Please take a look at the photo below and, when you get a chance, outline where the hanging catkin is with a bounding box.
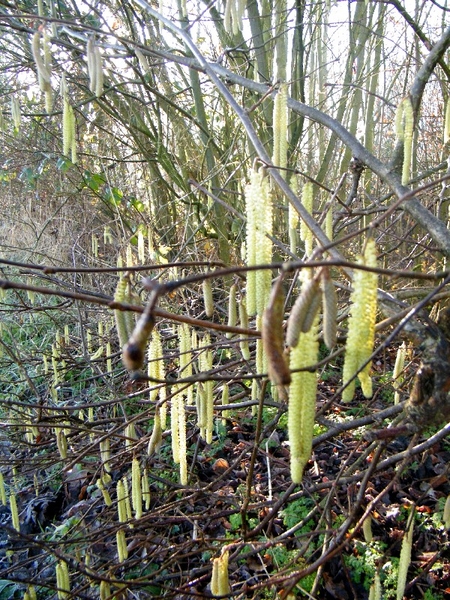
[211,550,230,597]
[55,561,70,598]
[245,166,273,316]
[272,83,288,171]
[320,267,337,349]
[148,328,163,402]
[286,275,321,348]
[300,182,314,255]
[114,277,133,349]
[288,272,319,483]
[402,98,414,185]
[61,75,77,163]
[342,239,378,402]
[31,30,51,90]
[87,38,104,97]
[396,512,414,600]
[262,275,291,386]
[444,98,450,145]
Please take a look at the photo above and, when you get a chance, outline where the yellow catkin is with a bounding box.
[131,457,143,519]
[135,48,149,73]
[9,493,20,531]
[56,430,67,459]
[114,277,132,348]
[226,284,237,339]
[43,31,53,111]
[300,182,314,255]
[148,409,163,455]
[203,278,214,317]
[56,560,70,599]
[255,172,273,316]
[395,99,405,141]
[245,167,273,316]
[141,467,151,510]
[198,335,214,443]
[321,268,338,349]
[121,476,132,522]
[211,550,230,597]
[289,177,299,254]
[148,328,163,402]
[393,342,406,404]
[87,38,97,93]
[24,586,37,600]
[286,277,321,348]
[62,99,75,158]
[100,438,111,473]
[221,383,229,424]
[218,550,230,595]
[205,379,214,445]
[196,383,207,439]
[138,230,145,263]
[31,31,51,89]
[396,512,414,600]
[443,494,450,528]
[363,515,373,543]
[272,83,288,172]
[0,472,6,505]
[93,43,103,97]
[71,135,77,164]
[116,480,127,523]
[251,379,259,416]
[342,239,378,402]
[238,298,251,360]
[178,323,193,404]
[96,478,112,506]
[245,216,257,315]
[325,205,333,241]
[288,272,319,483]
[224,0,242,34]
[177,392,188,485]
[444,98,450,145]
[288,331,319,483]
[116,529,128,563]
[255,316,266,376]
[125,422,136,450]
[11,96,21,131]
[106,341,112,373]
[99,581,111,600]
[171,389,181,463]
[211,557,220,596]
[401,98,414,185]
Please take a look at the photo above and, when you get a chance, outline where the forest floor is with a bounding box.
[1,356,450,600]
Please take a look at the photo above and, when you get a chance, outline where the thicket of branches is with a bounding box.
[1,0,450,598]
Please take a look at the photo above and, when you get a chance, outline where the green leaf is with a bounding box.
[56,157,73,173]
[0,580,18,600]
[18,166,37,188]
[83,170,106,192]
[106,186,123,205]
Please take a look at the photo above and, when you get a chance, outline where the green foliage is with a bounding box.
[344,540,385,589]
[281,497,315,532]
[423,589,443,600]
[0,580,21,599]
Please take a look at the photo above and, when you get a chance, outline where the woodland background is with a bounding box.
[1,0,450,598]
